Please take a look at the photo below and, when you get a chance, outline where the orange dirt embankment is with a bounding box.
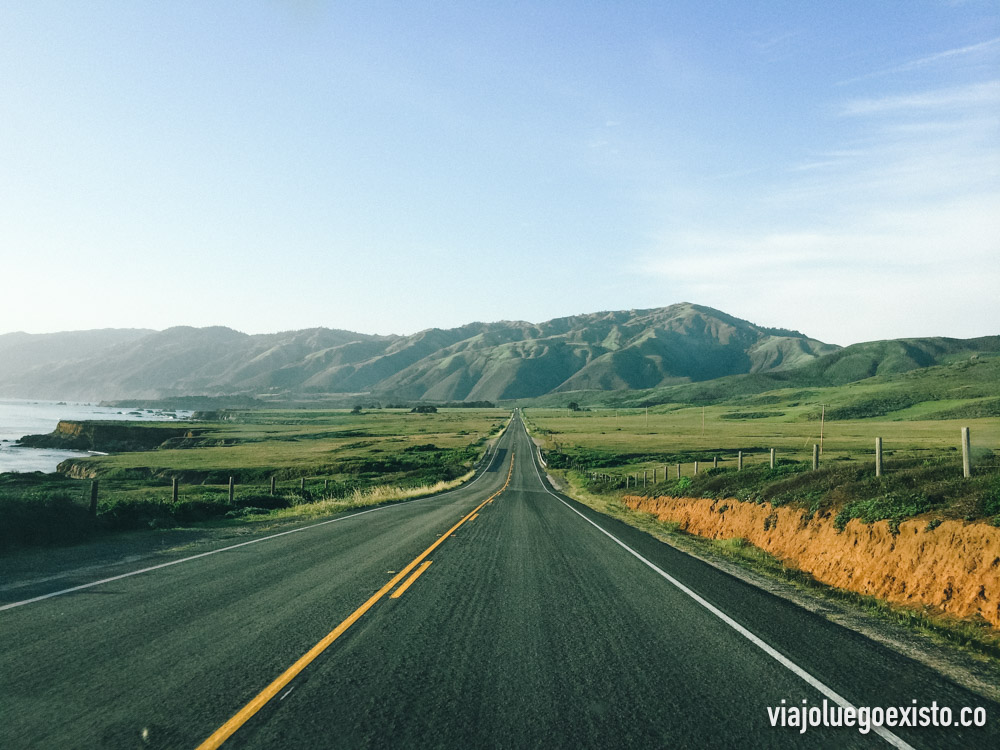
[624,495,1000,629]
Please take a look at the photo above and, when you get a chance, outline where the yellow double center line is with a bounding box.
[196,451,516,749]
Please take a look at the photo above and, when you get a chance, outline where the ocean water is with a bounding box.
[0,400,192,474]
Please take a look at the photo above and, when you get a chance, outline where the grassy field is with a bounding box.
[1,408,509,552]
[524,404,999,468]
[56,408,508,481]
[523,381,1000,527]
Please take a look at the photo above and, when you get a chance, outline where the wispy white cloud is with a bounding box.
[838,36,1000,85]
[635,193,1000,343]
[635,62,1000,343]
[841,81,1000,115]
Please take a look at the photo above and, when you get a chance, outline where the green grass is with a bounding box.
[536,442,999,529]
[523,370,1000,526]
[56,409,507,480]
[524,405,999,471]
[1,408,510,552]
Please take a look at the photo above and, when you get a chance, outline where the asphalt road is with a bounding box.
[2,413,997,749]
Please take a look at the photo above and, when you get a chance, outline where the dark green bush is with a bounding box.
[834,492,937,532]
[0,492,94,550]
[172,499,231,523]
[225,507,269,518]
[233,492,291,510]
[98,496,173,530]
[982,478,1000,517]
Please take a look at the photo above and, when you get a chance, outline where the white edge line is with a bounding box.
[525,429,914,750]
[1,424,510,613]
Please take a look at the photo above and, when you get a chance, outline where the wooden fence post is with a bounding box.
[89,480,99,516]
[676,463,681,479]
[229,476,235,504]
[713,456,718,469]
[738,451,743,471]
[812,444,819,471]
[770,448,776,470]
[172,477,178,503]
[270,476,276,495]
[643,470,647,488]
[962,427,972,478]
[875,437,883,477]
[694,461,699,476]
[300,477,306,491]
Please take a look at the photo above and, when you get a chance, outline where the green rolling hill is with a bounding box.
[0,303,995,405]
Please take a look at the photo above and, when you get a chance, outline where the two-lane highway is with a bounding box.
[2,414,997,748]
[1,428,514,748]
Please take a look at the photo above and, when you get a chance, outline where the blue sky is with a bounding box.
[2,1,997,345]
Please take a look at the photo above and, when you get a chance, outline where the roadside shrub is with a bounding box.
[0,492,94,550]
[232,492,291,511]
[99,497,173,530]
[225,507,269,518]
[981,479,1000,517]
[833,492,936,532]
[285,490,315,505]
[833,508,852,532]
[173,499,230,523]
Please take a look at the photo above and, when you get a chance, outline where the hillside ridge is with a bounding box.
[0,304,993,403]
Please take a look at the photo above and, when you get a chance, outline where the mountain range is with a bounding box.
[0,303,995,403]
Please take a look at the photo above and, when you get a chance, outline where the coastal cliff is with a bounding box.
[18,420,196,453]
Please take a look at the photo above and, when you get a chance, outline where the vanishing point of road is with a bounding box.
[1,413,997,748]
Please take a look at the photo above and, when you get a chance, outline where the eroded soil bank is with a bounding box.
[624,495,1000,629]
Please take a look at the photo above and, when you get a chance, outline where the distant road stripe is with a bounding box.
[0,434,509,614]
[196,452,515,750]
[469,513,479,521]
[390,561,433,599]
[525,430,914,750]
